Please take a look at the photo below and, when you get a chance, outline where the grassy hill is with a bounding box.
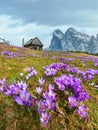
[0,44,98,130]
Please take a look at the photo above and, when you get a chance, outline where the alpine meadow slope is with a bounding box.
[0,43,98,130]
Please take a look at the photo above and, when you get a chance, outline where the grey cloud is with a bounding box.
[0,0,98,27]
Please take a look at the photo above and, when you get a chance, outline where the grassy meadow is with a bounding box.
[0,44,98,130]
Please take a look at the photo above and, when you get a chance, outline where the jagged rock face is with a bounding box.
[49,27,98,54]
[49,29,64,51]
[88,36,96,53]
[64,27,90,52]
[90,36,98,54]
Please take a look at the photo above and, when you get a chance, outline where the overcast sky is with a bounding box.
[0,0,98,48]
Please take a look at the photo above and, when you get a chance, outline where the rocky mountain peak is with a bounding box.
[53,29,64,40]
[90,35,96,41]
[49,27,98,54]
[96,34,98,40]
[66,27,76,33]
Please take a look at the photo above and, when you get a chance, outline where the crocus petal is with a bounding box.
[20,90,30,103]
[14,96,24,105]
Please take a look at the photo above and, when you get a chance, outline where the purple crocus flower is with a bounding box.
[31,54,37,57]
[27,96,36,107]
[87,74,94,80]
[48,84,54,91]
[6,81,28,96]
[17,81,28,91]
[48,90,56,101]
[26,67,37,80]
[44,68,57,76]
[93,62,98,67]
[28,73,32,77]
[40,112,50,128]
[77,105,87,118]
[68,96,78,108]
[20,73,24,77]
[31,70,37,76]
[36,87,43,95]
[26,75,29,80]
[14,90,30,106]
[4,90,12,96]
[43,90,56,101]
[54,77,65,91]
[7,84,20,95]
[38,99,46,113]
[72,85,82,93]
[28,67,34,73]
[0,78,7,93]
[38,78,45,85]
[1,51,9,55]
[42,84,56,101]
[57,82,65,90]
[76,90,89,101]
[45,99,55,110]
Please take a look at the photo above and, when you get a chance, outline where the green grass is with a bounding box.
[0,44,98,130]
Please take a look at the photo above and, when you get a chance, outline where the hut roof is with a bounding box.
[24,37,43,46]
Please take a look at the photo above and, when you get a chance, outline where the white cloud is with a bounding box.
[0,14,98,49]
[0,15,54,48]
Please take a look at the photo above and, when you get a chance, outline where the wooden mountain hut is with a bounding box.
[23,37,43,50]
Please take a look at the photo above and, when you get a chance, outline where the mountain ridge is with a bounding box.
[49,27,98,54]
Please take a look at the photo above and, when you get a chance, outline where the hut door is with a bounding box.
[34,46,37,50]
